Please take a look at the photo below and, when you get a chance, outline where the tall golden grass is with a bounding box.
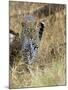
[9,9,66,89]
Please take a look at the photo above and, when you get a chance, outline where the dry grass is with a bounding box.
[9,2,66,89]
[9,56,65,88]
[9,10,66,89]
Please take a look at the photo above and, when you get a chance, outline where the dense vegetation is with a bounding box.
[9,1,66,89]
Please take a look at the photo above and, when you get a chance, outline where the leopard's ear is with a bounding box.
[40,22,45,28]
